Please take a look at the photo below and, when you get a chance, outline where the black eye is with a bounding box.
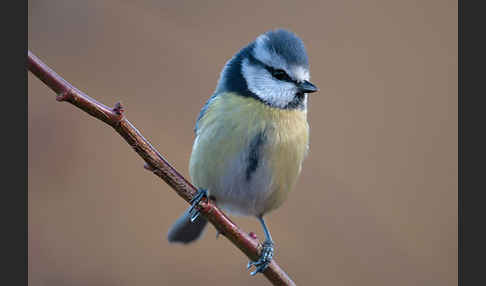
[271,69,291,82]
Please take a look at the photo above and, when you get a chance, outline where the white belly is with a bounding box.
[212,141,273,216]
[189,93,309,217]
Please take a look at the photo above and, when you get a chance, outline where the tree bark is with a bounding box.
[27,50,296,286]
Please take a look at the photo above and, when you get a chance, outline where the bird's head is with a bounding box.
[217,29,318,109]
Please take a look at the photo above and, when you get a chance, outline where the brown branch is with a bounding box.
[27,50,296,286]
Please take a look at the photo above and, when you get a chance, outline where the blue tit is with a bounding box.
[167,29,318,275]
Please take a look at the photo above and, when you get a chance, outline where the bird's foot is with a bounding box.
[247,240,274,276]
[188,189,207,222]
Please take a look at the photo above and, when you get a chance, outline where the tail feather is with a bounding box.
[167,207,208,244]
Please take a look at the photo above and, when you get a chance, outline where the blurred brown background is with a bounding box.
[28,0,457,285]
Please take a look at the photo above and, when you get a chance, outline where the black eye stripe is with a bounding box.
[265,66,293,82]
[247,53,296,83]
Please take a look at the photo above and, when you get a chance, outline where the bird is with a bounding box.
[167,29,317,276]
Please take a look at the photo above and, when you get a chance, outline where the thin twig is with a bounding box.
[27,50,296,286]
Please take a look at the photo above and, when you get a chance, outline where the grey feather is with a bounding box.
[167,207,208,244]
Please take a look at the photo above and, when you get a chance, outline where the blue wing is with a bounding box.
[194,93,219,134]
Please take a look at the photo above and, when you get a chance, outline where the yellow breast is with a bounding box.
[190,92,309,215]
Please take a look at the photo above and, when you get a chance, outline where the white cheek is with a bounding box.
[242,59,296,108]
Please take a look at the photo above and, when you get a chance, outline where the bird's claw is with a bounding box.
[189,189,207,222]
[247,240,274,275]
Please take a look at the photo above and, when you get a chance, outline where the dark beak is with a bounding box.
[298,80,318,94]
